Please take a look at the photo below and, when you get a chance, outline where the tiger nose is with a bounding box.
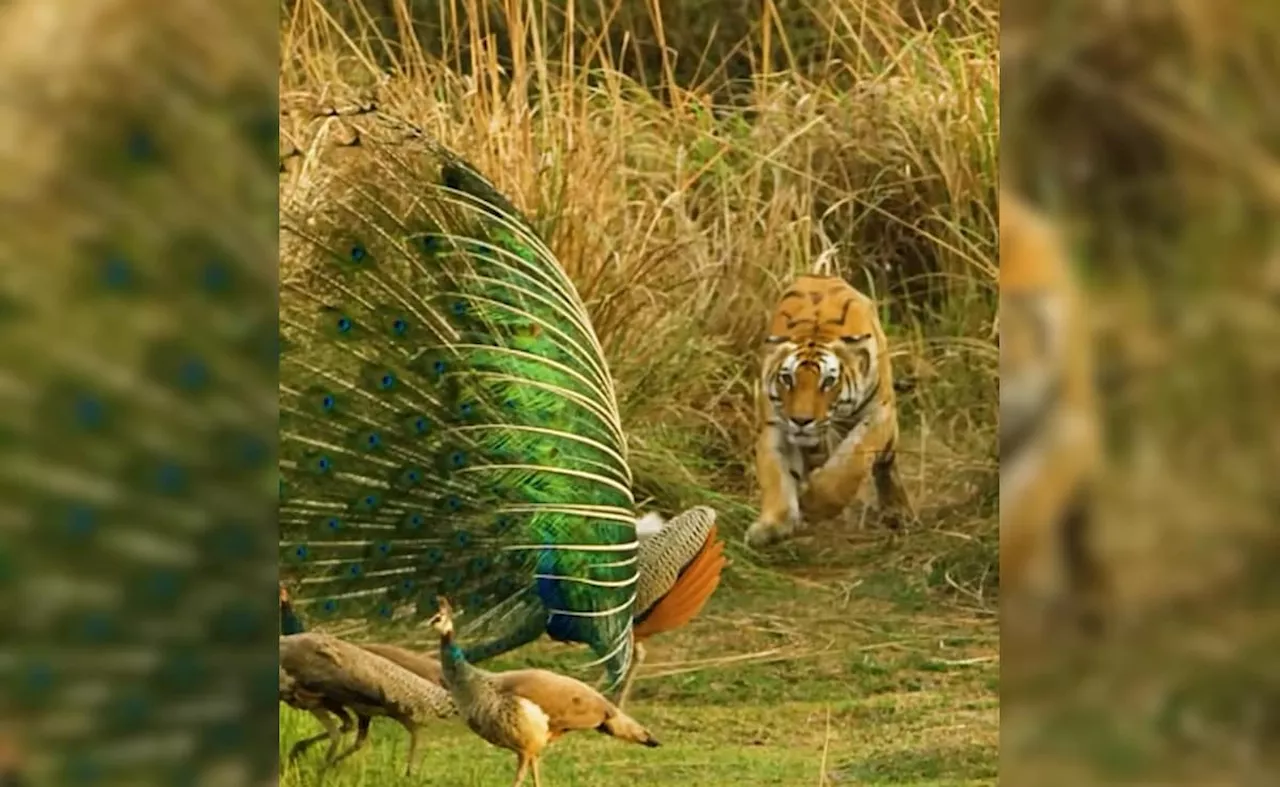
[791,417,814,427]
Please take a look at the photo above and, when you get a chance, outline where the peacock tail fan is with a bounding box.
[278,102,639,685]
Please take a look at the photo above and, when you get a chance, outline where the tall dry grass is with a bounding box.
[280,0,999,564]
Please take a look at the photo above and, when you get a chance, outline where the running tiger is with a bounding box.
[745,268,914,548]
[999,190,1111,646]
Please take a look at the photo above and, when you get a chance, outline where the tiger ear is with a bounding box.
[839,333,872,344]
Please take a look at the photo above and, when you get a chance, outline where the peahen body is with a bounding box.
[278,100,640,689]
[427,597,659,787]
[279,582,448,766]
[278,630,456,776]
[0,1,278,783]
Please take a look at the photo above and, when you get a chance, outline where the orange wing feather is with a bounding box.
[632,525,728,640]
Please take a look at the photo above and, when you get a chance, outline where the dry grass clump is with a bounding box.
[281,0,999,557]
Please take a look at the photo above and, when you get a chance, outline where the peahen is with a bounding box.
[427,596,659,787]
[0,0,278,784]
[278,101,640,690]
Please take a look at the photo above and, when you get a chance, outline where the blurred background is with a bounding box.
[1002,0,1280,783]
[0,0,278,784]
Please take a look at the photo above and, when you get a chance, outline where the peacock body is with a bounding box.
[278,101,639,687]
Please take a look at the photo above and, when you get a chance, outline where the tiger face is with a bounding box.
[999,290,1066,458]
[765,336,876,448]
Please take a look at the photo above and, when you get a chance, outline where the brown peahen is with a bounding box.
[428,597,659,787]
[279,582,447,766]
[278,99,643,692]
[278,629,456,777]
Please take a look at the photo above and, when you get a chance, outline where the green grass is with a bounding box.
[281,526,998,786]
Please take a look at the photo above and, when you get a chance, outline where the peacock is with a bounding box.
[278,100,640,691]
[0,1,278,784]
[617,505,727,707]
[427,596,659,787]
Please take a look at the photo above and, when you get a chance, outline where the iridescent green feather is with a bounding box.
[278,107,638,685]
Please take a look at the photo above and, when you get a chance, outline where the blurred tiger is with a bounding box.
[745,259,914,548]
[999,190,1112,646]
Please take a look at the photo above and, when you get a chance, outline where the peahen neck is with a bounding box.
[438,627,481,694]
[280,600,305,635]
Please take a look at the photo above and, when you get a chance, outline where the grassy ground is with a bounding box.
[281,0,999,784]
[281,527,998,786]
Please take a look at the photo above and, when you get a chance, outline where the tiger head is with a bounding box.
[998,191,1085,459]
[762,277,882,448]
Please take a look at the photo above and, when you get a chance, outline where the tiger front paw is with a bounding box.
[745,516,800,549]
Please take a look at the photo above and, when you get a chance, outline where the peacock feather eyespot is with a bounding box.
[403,512,426,530]
[100,253,134,291]
[364,432,383,450]
[202,259,231,293]
[66,504,97,537]
[336,315,354,333]
[293,544,309,560]
[80,611,112,642]
[311,454,333,474]
[349,243,368,263]
[177,357,209,390]
[449,450,467,469]
[322,599,338,614]
[466,591,484,609]
[147,569,180,599]
[326,517,342,532]
[73,394,106,430]
[377,371,396,390]
[459,401,475,418]
[376,541,392,556]
[347,563,363,578]
[444,495,462,513]
[424,547,443,565]
[24,661,54,692]
[392,318,409,336]
[411,415,431,434]
[356,493,381,512]
[320,392,338,411]
[401,578,416,592]
[126,126,156,163]
[453,530,472,548]
[432,359,447,375]
[108,692,152,728]
[378,603,394,618]
[450,299,469,317]
[156,462,186,494]
[467,555,489,574]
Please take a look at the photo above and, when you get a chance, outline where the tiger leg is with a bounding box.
[1001,439,1110,655]
[800,412,896,527]
[798,443,876,525]
[746,428,802,548]
[871,437,915,532]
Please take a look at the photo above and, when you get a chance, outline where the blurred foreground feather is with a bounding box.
[0,0,277,784]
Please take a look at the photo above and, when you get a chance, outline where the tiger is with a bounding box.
[999,189,1112,650]
[745,269,914,549]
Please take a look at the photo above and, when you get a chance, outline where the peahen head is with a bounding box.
[426,596,455,636]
